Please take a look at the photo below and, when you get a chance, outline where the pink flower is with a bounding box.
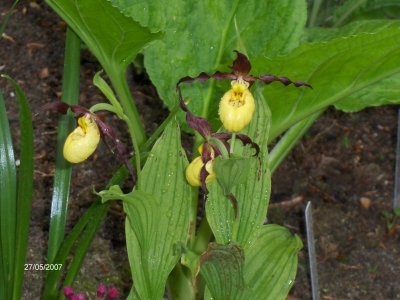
[107,287,119,299]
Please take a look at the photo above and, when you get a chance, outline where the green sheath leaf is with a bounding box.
[200,243,245,300]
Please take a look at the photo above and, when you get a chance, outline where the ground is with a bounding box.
[1,1,399,299]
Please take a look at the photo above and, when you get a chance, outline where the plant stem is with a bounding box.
[230,132,236,154]
[89,103,118,114]
[167,264,196,300]
[308,0,323,27]
[268,111,322,174]
[124,116,142,186]
[333,0,366,28]
[47,27,80,264]
[107,68,146,146]
[193,217,212,254]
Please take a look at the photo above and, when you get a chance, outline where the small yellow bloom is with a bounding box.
[186,156,215,187]
[219,78,255,132]
[63,114,100,163]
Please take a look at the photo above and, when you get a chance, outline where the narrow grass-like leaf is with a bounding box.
[0,0,20,38]
[1,75,34,300]
[333,0,400,27]
[0,88,16,300]
[269,111,322,174]
[46,27,80,264]
[43,165,128,298]
[200,243,245,300]
[251,27,400,141]
[206,87,271,246]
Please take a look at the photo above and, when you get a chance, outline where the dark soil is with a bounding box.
[1,1,399,299]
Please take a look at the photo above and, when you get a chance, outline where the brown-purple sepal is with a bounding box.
[39,101,92,117]
[186,112,212,139]
[232,50,251,77]
[39,101,72,116]
[255,74,312,89]
[177,71,236,87]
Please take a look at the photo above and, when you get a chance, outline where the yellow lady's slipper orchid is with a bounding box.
[186,156,215,187]
[63,114,100,163]
[219,78,255,132]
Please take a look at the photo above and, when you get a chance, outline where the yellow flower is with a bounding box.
[186,156,215,187]
[219,78,255,132]
[63,114,100,163]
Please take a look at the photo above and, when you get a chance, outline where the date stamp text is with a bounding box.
[24,264,63,271]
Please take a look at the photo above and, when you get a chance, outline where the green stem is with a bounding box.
[124,116,142,186]
[89,103,118,114]
[230,132,236,154]
[107,68,146,146]
[167,264,196,300]
[47,27,81,264]
[268,111,322,174]
[308,0,323,27]
[333,0,366,28]
[193,217,212,255]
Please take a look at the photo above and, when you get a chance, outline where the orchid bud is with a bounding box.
[219,78,255,132]
[63,114,100,163]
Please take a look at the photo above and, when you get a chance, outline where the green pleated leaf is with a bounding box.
[305,20,400,113]
[99,121,192,300]
[200,243,245,300]
[0,87,16,299]
[251,27,400,141]
[110,0,306,124]
[45,0,160,72]
[206,87,271,246]
[236,225,303,300]
[1,75,34,300]
[203,225,302,300]
[213,156,252,194]
[304,19,400,43]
